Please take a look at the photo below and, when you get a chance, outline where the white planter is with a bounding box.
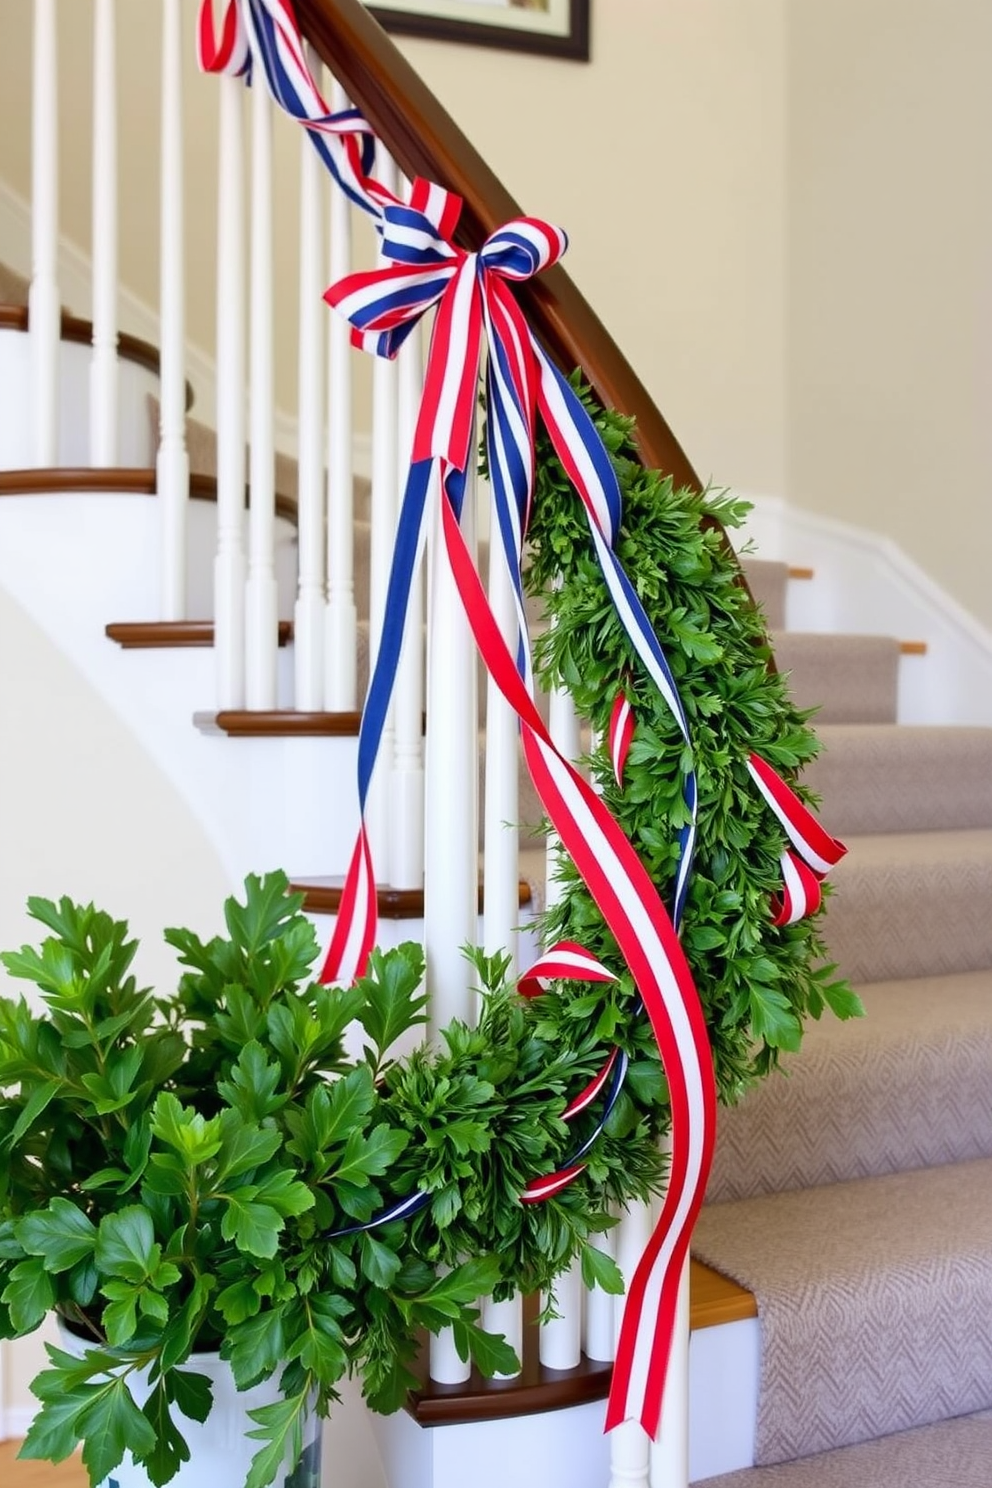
[56,1323,321,1488]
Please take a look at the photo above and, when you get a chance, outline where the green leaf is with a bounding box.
[245,1392,309,1488]
[332,1124,408,1188]
[2,1256,55,1332]
[15,1198,98,1273]
[95,1207,158,1282]
[8,1078,63,1145]
[820,980,865,1021]
[355,943,428,1062]
[216,1042,285,1122]
[18,1391,88,1464]
[137,1378,191,1487]
[359,1233,402,1289]
[76,1377,157,1486]
[581,1244,625,1296]
[169,1369,213,1424]
[459,1320,520,1379]
[220,1193,283,1259]
[225,1306,286,1390]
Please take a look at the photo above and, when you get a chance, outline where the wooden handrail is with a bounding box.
[294,0,701,491]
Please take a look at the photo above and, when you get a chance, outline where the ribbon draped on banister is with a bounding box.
[197,0,846,1437]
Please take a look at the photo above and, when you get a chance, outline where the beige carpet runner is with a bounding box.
[699,1413,992,1488]
[690,558,992,1479]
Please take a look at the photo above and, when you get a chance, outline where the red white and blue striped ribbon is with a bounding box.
[197,0,845,1436]
[197,0,386,217]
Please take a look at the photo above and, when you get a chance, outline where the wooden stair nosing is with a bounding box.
[406,1261,755,1426]
[0,468,297,523]
[197,709,363,738]
[289,875,534,917]
[0,302,193,408]
[106,620,292,649]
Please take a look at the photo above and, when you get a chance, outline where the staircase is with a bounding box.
[689,559,992,1483]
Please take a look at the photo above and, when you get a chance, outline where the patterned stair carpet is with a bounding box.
[692,556,992,1481]
[698,1414,992,1488]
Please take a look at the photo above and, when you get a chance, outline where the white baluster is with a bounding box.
[293,45,327,711]
[157,0,189,620]
[213,73,247,708]
[482,1292,523,1381]
[584,1223,617,1362]
[425,455,479,1036]
[324,83,357,711]
[389,315,425,890]
[609,1199,655,1488]
[89,0,118,466]
[649,1256,690,1488]
[545,681,582,911]
[540,1256,582,1370]
[482,477,520,975]
[479,471,523,1377]
[365,146,400,880]
[245,69,278,707]
[425,457,479,1386]
[30,0,60,466]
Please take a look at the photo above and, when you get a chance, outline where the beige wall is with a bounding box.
[786,0,992,630]
[1,1,990,627]
[394,0,788,497]
[0,585,234,1413]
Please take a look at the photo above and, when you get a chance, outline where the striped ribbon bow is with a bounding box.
[320,187,716,1436]
[196,0,846,1442]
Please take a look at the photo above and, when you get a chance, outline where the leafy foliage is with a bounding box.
[524,376,859,1113]
[0,383,857,1487]
[0,878,622,1487]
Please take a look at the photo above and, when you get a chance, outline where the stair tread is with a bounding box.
[824,827,992,983]
[770,630,902,724]
[694,1157,992,1463]
[692,1411,992,1488]
[804,722,992,834]
[707,968,992,1203]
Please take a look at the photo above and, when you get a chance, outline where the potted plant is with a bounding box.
[0,872,629,1488]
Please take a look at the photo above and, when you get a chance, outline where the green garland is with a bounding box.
[0,384,859,1488]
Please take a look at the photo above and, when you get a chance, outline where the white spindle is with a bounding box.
[324,83,357,711]
[89,0,118,466]
[537,678,584,1364]
[649,1256,690,1488]
[157,0,189,619]
[482,481,520,975]
[293,46,327,711]
[365,147,400,879]
[245,71,278,707]
[478,475,523,1377]
[540,1257,583,1370]
[389,316,425,890]
[545,683,582,911]
[609,1199,655,1488]
[425,456,479,1386]
[213,73,247,708]
[30,0,60,466]
[482,1293,523,1381]
[583,1224,617,1362]
[424,453,479,1037]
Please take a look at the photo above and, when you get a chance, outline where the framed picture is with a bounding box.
[367,0,590,61]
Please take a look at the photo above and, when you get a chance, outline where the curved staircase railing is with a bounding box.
[0,5,721,1486]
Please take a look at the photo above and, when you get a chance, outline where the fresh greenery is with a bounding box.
[523,379,861,1113]
[0,383,859,1488]
[0,876,627,1488]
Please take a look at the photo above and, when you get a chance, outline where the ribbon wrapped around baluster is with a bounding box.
[319,186,714,1435]
[196,0,847,1438]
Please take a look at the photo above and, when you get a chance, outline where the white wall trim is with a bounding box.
[0,176,372,477]
[737,492,992,725]
[0,1404,37,1443]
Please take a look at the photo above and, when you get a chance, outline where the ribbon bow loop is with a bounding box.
[478,218,569,282]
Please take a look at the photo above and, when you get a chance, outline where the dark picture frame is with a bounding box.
[367,1,590,62]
